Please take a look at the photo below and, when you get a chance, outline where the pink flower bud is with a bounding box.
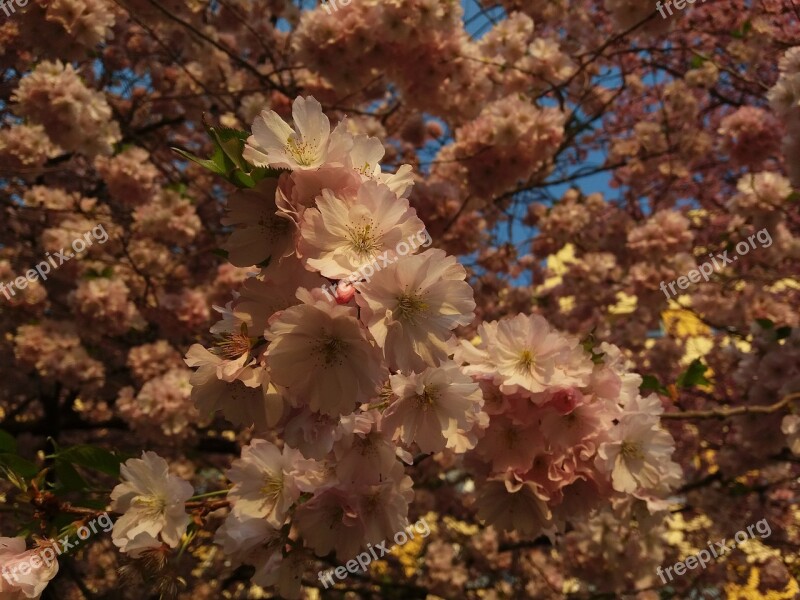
[335,281,356,304]
[549,388,583,415]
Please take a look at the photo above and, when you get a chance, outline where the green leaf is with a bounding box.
[0,453,38,480]
[776,326,792,340]
[755,318,774,329]
[0,430,16,454]
[640,375,669,396]
[85,266,115,280]
[731,20,752,39]
[56,445,124,477]
[231,169,256,188]
[212,248,229,259]
[172,147,228,176]
[175,122,284,188]
[579,330,605,364]
[677,359,711,389]
[250,166,284,182]
[166,181,188,196]
[54,459,89,492]
[689,55,705,69]
[590,351,605,365]
[207,125,249,172]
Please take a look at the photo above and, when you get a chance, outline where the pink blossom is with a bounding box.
[226,439,321,526]
[0,538,59,599]
[455,314,592,397]
[244,96,351,170]
[383,362,486,453]
[298,180,424,279]
[356,249,475,372]
[110,452,194,552]
[266,288,386,415]
[595,415,676,493]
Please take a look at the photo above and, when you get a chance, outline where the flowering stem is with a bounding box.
[187,489,229,501]
[176,529,198,560]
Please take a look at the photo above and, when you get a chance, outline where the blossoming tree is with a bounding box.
[1,1,799,599]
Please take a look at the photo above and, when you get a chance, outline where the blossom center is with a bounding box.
[394,293,428,322]
[316,335,348,366]
[285,136,317,166]
[415,385,439,411]
[132,494,167,517]
[346,223,380,258]
[378,380,394,403]
[259,213,292,237]
[355,433,380,456]
[260,472,284,501]
[362,491,382,514]
[216,331,252,359]
[620,440,644,459]
[516,350,535,373]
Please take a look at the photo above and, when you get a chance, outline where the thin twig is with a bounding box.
[661,392,800,420]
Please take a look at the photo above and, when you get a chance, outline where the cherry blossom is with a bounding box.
[265,288,387,415]
[355,248,476,371]
[243,96,351,170]
[383,362,486,453]
[226,439,321,526]
[0,538,59,600]
[110,452,194,552]
[299,180,424,279]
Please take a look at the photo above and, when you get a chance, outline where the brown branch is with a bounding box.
[661,392,800,420]
[498,535,552,552]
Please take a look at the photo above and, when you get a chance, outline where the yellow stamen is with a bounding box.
[260,473,284,501]
[216,331,251,359]
[285,136,317,166]
[621,441,644,459]
[132,494,167,518]
[415,385,439,411]
[346,223,380,257]
[394,294,428,322]
[316,336,348,366]
[516,350,535,373]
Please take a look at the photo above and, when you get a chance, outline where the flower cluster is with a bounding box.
[431,95,566,199]
[11,60,120,156]
[769,48,800,187]
[454,315,680,536]
[167,97,680,596]
[3,0,800,597]
[175,97,483,596]
[732,324,800,465]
